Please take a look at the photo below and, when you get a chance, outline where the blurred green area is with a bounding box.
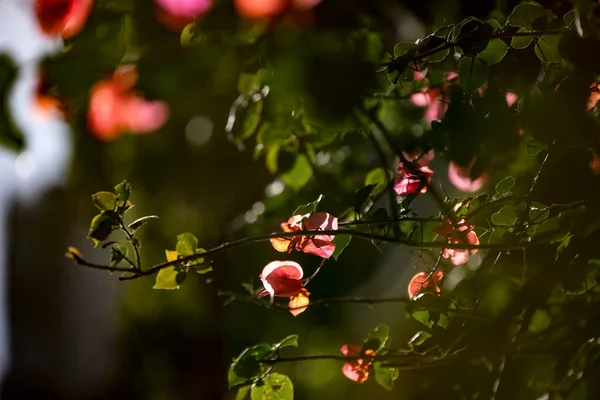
[4,0,600,399]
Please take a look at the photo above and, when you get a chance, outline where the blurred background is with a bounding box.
[0,0,594,399]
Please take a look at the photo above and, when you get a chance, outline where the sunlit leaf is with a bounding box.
[292,195,323,215]
[92,191,117,211]
[528,309,551,333]
[408,331,432,348]
[373,362,399,391]
[153,266,181,290]
[176,233,199,257]
[280,154,312,191]
[273,335,299,350]
[331,235,352,260]
[478,39,509,65]
[87,211,120,245]
[128,215,159,231]
[365,168,393,194]
[114,180,131,203]
[251,373,294,400]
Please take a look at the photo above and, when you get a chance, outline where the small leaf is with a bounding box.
[114,180,131,203]
[176,233,199,257]
[110,245,128,266]
[65,246,83,262]
[458,56,488,92]
[555,233,573,260]
[535,35,561,63]
[411,310,434,328]
[87,211,120,245]
[251,373,294,400]
[495,176,515,194]
[92,192,117,211]
[273,334,299,349]
[478,38,509,65]
[491,206,520,226]
[165,250,179,262]
[408,331,432,348]
[280,154,312,191]
[229,344,273,389]
[236,386,251,400]
[528,309,551,333]
[292,194,324,216]
[128,215,159,231]
[331,235,352,260]
[365,168,393,194]
[366,324,390,353]
[373,362,399,391]
[153,266,181,290]
[353,184,377,214]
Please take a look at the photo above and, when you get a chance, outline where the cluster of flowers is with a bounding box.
[33,0,322,141]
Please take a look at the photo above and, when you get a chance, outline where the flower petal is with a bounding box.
[289,288,310,316]
[259,260,304,297]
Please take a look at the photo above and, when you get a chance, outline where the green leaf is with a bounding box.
[110,245,127,266]
[555,233,574,260]
[365,168,393,194]
[412,310,434,328]
[365,324,390,353]
[114,180,131,203]
[495,176,515,194]
[353,184,377,214]
[528,309,551,333]
[408,331,432,348]
[176,233,199,257]
[491,206,520,226]
[153,266,181,290]
[128,215,159,231]
[292,194,324,215]
[229,344,274,389]
[251,373,294,400]
[507,3,549,29]
[87,211,120,245]
[92,192,117,211]
[236,386,251,400]
[373,362,399,391]
[331,235,352,260]
[529,201,549,222]
[280,154,312,191]
[0,55,24,151]
[437,313,450,329]
[511,28,535,49]
[393,42,415,57]
[535,35,561,63]
[65,246,83,262]
[458,56,488,92]
[273,335,299,350]
[478,39,509,65]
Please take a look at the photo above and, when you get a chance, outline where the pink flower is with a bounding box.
[393,150,435,197]
[270,212,338,259]
[259,261,310,316]
[588,82,600,111]
[234,0,321,19]
[408,271,443,298]
[448,158,488,193]
[36,0,93,39]
[434,219,479,265]
[340,344,375,383]
[411,73,458,124]
[88,66,169,141]
[154,0,212,30]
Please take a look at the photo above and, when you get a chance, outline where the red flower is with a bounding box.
[340,344,375,384]
[411,72,457,124]
[154,0,212,31]
[434,219,479,265]
[87,66,169,141]
[259,260,310,316]
[234,0,321,20]
[270,212,338,259]
[588,82,600,111]
[35,0,93,39]
[393,150,435,197]
[408,271,443,298]
[448,158,488,193]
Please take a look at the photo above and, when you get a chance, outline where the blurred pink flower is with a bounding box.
[434,219,479,265]
[154,0,212,30]
[448,159,488,193]
[36,0,93,39]
[393,150,435,197]
[408,271,443,298]
[270,212,338,259]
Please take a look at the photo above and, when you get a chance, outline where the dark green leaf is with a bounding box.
[292,195,323,216]
[555,234,573,260]
[229,344,273,389]
[92,192,117,211]
[458,56,488,92]
[331,235,352,260]
[354,184,377,214]
[87,211,120,245]
[491,206,520,226]
[238,101,263,143]
[408,331,432,348]
[528,309,551,333]
[535,35,561,63]
[507,3,550,29]
[495,176,515,194]
[114,180,131,203]
[110,245,128,266]
[176,233,199,257]
[153,266,181,290]
[251,373,293,400]
[411,310,434,328]
[128,215,159,231]
[373,362,399,391]
[478,39,509,65]
[365,168,393,194]
[366,324,390,353]
[280,154,312,191]
[511,29,535,49]
[273,335,299,350]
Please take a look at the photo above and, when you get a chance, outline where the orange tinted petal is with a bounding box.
[270,235,291,252]
[289,288,310,316]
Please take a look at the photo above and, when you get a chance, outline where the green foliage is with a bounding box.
[373,362,399,391]
[292,195,323,216]
[92,192,118,211]
[251,373,294,400]
[331,235,352,260]
[0,55,24,151]
[280,155,312,191]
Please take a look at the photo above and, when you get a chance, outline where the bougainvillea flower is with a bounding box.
[340,344,376,384]
[393,150,435,197]
[411,72,458,124]
[289,288,310,316]
[234,0,321,19]
[588,82,600,111]
[270,212,338,259]
[408,271,444,298]
[87,66,169,141]
[448,158,488,193]
[36,0,93,39]
[434,219,479,265]
[154,0,212,31]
